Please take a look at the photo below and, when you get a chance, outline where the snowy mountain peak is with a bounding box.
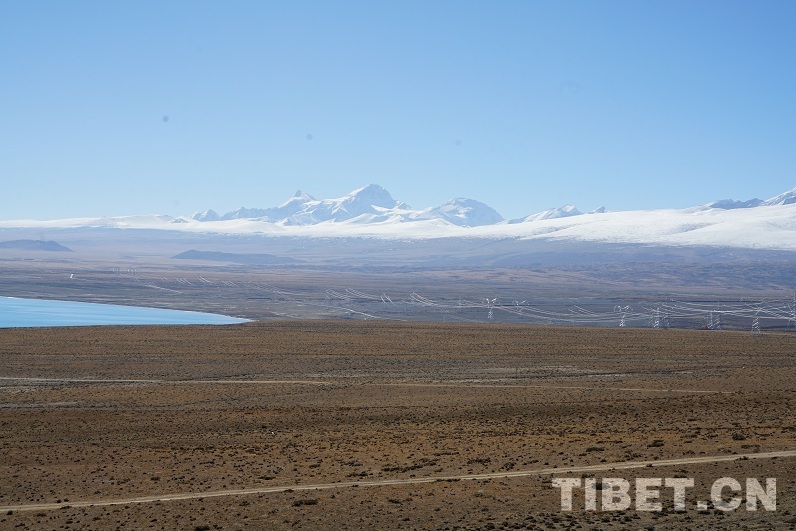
[5,185,796,252]
[703,187,796,210]
[279,190,316,207]
[198,185,508,226]
[222,206,270,220]
[292,189,314,200]
[762,187,796,206]
[191,185,796,229]
[191,209,221,222]
[348,183,388,196]
[508,204,583,224]
[705,198,763,210]
[426,198,504,227]
[342,184,400,209]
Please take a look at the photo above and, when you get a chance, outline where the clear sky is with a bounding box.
[2,1,795,220]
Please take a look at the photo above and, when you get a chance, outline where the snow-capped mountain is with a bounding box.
[191,209,221,222]
[276,184,410,225]
[220,190,318,222]
[507,205,582,224]
[702,187,796,210]
[2,185,795,252]
[409,198,504,227]
[705,198,764,210]
[761,187,796,206]
[196,185,501,227]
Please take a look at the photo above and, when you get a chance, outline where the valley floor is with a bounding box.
[1,322,795,529]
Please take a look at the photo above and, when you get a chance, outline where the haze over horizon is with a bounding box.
[2,1,795,220]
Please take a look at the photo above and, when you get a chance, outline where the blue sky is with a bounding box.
[2,1,795,220]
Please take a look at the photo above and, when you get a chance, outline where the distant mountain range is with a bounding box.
[1,185,795,251]
[704,189,796,209]
[189,183,796,227]
[191,184,505,227]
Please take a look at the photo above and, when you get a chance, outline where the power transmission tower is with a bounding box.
[790,290,796,331]
[615,305,630,328]
[652,306,661,329]
[486,298,496,321]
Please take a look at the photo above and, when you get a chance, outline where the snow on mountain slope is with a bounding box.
[283,184,409,225]
[217,184,408,225]
[507,205,582,223]
[705,198,763,210]
[205,185,501,226]
[3,202,795,250]
[761,187,796,206]
[699,187,796,210]
[482,203,796,250]
[191,209,221,222]
[194,184,796,228]
[408,198,504,226]
[2,186,795,251]
[221,190,317,222]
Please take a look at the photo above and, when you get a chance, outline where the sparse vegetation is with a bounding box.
[1,322,794,528]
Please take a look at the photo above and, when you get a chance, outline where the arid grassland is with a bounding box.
[1,322,795,529]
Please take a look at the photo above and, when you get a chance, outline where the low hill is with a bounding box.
[0,240,72,252]
[172,250,301,265]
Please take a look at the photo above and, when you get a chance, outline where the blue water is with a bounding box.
[0,296,249,328]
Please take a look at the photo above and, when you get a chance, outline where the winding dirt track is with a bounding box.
[0,377,332,385]
[0,377,722,394]
[4,450,794,513]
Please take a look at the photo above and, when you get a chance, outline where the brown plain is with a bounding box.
[1,322,795,530]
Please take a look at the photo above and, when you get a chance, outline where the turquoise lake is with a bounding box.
[0,296,248,327]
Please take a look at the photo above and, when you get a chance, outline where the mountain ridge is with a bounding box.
[2,186,795,252]
[191,184,796,227]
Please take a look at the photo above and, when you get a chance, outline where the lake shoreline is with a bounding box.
[0,295,249,328]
